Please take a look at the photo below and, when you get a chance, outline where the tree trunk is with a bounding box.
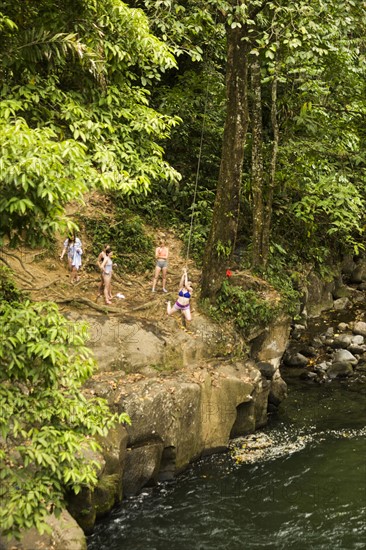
[250,54,265,269]
[201,24,250,299]
[261,67,279,267]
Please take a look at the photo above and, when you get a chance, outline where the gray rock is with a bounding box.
[331,334,353,349]
[328,362,354,378]
[0,510,87,550]
[352,334,364,345]
[341,255,357,276]
[314,362,330,372]
[348,344,366,355]
[123,442,164,496]
[269,376,287,406]
[350,261,366,283]
[298,344,318,357]
[352,321,366,337]
[283,352,309,367]
[333,349,358,365]
[257,361,276,379]
[333,286,358,300]
[306,272,335,317]
[299,371,317,380]
[333,297,350,310]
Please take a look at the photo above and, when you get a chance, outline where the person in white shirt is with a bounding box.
[60,234,83,284]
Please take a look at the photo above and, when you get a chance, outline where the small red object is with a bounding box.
[226,269,232,277]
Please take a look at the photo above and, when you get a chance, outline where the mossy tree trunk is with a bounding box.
[262,65,279,268]
[250,54,265,270]
[201,24,250,299]
[251,53,279,270]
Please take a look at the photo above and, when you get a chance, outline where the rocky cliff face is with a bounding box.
[64,311,291,534]
[1,310,291,549]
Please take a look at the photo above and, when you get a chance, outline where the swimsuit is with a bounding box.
[156,259,168,268]
[156,247,168,269]
[174,301,190,311]
[104,258,113,275]
[174,288,191,310]
[178,290,191,299]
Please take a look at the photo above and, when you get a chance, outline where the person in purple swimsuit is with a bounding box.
[167,268,193,326]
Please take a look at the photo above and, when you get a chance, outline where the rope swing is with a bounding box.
[185,68,212,270]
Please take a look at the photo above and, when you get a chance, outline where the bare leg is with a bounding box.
[182,307,192,329]
[67,258,73,281]
[152,266,161,291]
[71,266,78,283]
[104,275,112,304]
[98,273,104,296]
[109,274,113,299]
[167,301,175,315]
[162,266,168,292]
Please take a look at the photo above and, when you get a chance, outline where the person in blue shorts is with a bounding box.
[152,237,169,293]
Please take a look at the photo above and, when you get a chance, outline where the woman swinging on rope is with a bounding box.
[167,268,193,327]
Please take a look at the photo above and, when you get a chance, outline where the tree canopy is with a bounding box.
[1,0,366,539]
[0,0,181,245]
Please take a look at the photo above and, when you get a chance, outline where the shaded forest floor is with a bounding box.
[0,228,201,329]
[0,193,281,342]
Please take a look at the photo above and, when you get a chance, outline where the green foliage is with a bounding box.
[0,0,182,246]
[216,240,232,259]
[80,206,154,273]
[209,280,278,334]
[133,0,225,62]
[0,265,23,303]
[291,167,365,254]
[0,117,92,246]
[261,266,301,318]
[0,300,130,539]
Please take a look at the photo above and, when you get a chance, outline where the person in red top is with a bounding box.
[152,236,169,293]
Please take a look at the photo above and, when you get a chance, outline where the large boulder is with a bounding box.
[0,511,86,550]
[85,358,271,500]
[332,349,358,365]
[123,442,164,496]
[352,321,366,337]
[328,362,354,378]
[305,272,334,317]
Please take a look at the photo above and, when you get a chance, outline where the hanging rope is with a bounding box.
[185,70,212,267]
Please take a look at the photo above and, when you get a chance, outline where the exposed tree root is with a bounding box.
[27,278,62,292]
[131,299,159,312]
[54,296,122,314]
[1,250,36,280]
[0,256,35,286]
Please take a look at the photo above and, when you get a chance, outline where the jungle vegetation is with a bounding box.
[0,0,365,539]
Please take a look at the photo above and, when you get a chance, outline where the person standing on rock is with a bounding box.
[167,268,193,327]
[60,233,83,284]
[97,244,111,299]
[152,236,169,293]
[101,249,114,305]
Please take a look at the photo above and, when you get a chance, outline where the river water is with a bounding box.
[88,337,366,549]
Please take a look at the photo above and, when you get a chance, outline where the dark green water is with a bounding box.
[88,371,366,550]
